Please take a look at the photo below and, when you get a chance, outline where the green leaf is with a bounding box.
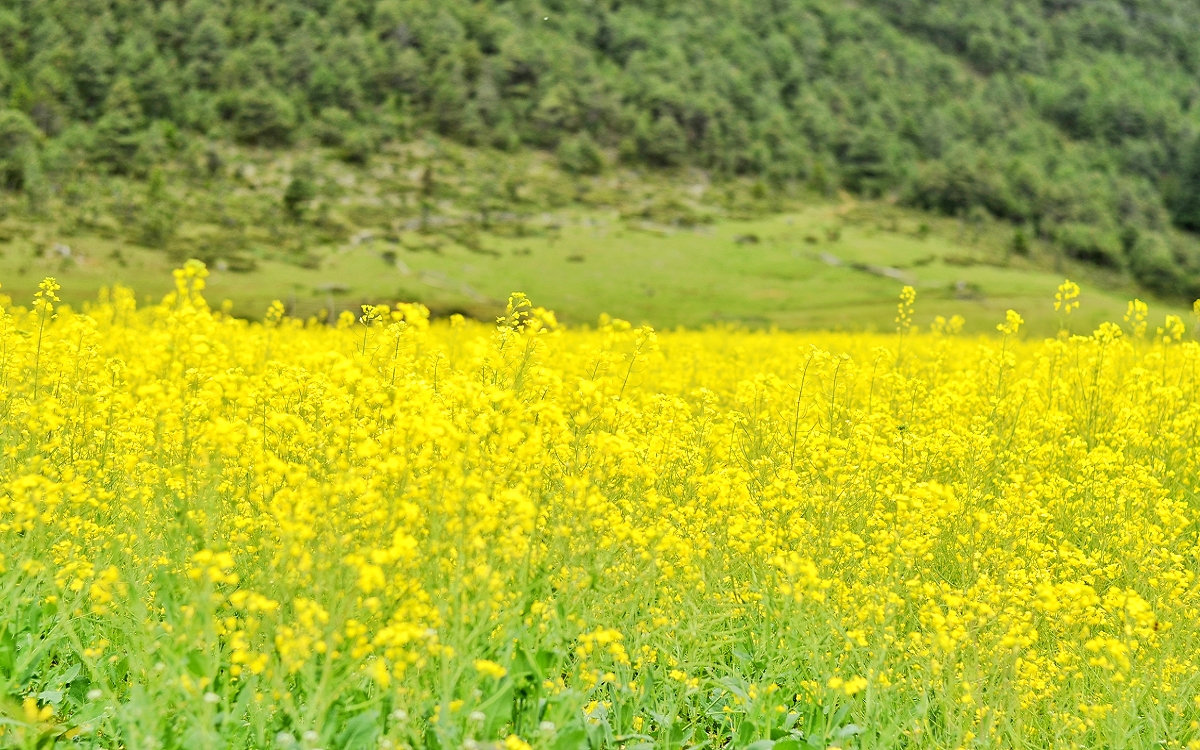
[835,724,863,739]
[0,628,14,678]
[480,678,514,738]
[58,663,81,686]
[719,677,750,701]
[512,645,542,681]
[37,690,63,705]
[585,715,613,749]
[669,721,693,746]
[744,740,776,750]
[186,651,207,677]
[552,726,589,750]
[772,740,801,750]
[830,704,851,727]
[337,709,381,750]
[535,648,560,674]
[424,726,443,750]
[780,711,801,732]
[734,721,755,748]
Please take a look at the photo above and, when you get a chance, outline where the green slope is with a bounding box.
[1,189,1187,338]
[4,0,1200,299]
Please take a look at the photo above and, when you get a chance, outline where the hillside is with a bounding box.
[3,0,1200,307]
[0,139,1191,337]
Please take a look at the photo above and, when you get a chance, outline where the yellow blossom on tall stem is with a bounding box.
[0,269,1198,749]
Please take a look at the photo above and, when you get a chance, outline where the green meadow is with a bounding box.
[1,197,1186,338]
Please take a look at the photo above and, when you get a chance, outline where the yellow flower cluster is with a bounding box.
[2,266,1200,750]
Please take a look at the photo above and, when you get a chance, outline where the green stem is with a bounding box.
[32,304,48,399]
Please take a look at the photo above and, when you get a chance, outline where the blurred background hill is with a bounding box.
[3,0,1200,329]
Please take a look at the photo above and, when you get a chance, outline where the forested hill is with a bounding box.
[4,0,1200,296]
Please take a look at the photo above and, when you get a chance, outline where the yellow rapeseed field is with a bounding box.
[3,263,1200,750]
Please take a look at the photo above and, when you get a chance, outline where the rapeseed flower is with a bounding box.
[0,267,1198,749]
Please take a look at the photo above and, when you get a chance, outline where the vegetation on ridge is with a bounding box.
[5,0,1200,302]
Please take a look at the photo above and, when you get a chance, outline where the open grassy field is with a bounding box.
[2,267,1199,749]
[0,197,1189,337]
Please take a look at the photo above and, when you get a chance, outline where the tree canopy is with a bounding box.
[3,0,1200,293]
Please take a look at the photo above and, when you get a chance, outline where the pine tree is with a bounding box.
[0,109,41,190]
[92,78,145,174]
[73,30,114,117]
[1172,138,1200,232]
[283,162,317,220]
